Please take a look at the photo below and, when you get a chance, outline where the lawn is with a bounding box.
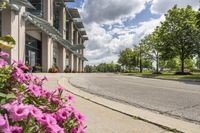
[122,71,200,81]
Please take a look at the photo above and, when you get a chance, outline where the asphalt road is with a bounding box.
[70,73,200,123]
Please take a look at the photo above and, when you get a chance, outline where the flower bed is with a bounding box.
[0,51,86,133]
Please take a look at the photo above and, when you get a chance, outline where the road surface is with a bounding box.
[70,73,200,123]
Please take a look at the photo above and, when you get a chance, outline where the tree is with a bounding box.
[184,58,195,70]
[196,58,200,69]
[147,27,164,73]
[160,58,179,71]
[137,36,153,73]
[196,8,200,68]
[118,48,136,70]
[158,5,199,73]
[85,65,93,73]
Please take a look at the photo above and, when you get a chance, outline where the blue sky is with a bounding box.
[67,0,199,65]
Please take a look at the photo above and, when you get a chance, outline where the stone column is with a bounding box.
[78,36,83,72]
[1,7,26,64]
[59,6,66,38]
[18,7,26,63]
[42,33,53,72]
[74,30,79,72]
[68,20,74,72]
[79,59,82,72]
[43,0,53,25]
[82,60,84,72]
[58,45,66,72]
[79,36,82,54]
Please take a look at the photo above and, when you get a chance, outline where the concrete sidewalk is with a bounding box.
[40,73,171,133]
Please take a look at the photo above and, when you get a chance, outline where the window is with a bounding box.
[27,0,43,17]
[53,57,57,66]
[53,2,60,30]
[25,34,42,67]
[66,22,69,40]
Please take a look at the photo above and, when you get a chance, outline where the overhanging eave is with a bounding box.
[67,8,80,19]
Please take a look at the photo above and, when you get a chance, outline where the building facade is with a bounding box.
[0,0,88,72]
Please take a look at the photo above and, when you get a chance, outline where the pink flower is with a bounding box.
[65,95,75,103]
[57,86,64,93]
[55,108,71,122]
[0,114,10,133]
[22,74,31,82]
[10,126,22,133]
[33,76,43,85]
[37,114,57,126]
[18,60,29,70]
[0,51,9,58]
[0,115,6,129]
[46,124,64,133]
[1,100,18,111]
[12,67,25,83]
[74,111,85,126]
[28,83,41,97]
[29,105,43,118]
[12,60,29,70]
[43,75,48,81]
[10,104,30,121]
[40,89,48,97]
[70,127,85,133]
[51,97,63,105]
[0,59,8,68]
[70,128,78,133]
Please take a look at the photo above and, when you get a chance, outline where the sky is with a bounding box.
[68,0,199,65]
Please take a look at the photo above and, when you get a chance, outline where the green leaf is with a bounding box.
[0,99,6,105]
[0,92,6,98]
[6,93,16,99]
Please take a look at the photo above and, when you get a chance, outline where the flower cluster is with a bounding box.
[0,51,86,133]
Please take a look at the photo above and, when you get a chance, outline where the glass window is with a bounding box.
[66,22,69,40]
[53,2,60,30]
[27,0,43,17]
[25,34,42,67]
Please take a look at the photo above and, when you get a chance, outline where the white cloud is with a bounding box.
[84,16,164,65]
[151,0,199,14]
[81,0,150,24]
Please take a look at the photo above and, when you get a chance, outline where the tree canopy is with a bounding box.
[158,5,199,73]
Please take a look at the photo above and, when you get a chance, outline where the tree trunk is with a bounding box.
[156,53,159,73]
[180,48,185,73]
[140,55,143,73]
[181,58,185,73]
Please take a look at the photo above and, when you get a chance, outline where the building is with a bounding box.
[0,0,88,72]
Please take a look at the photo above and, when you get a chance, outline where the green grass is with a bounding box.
[122,72,200,81]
